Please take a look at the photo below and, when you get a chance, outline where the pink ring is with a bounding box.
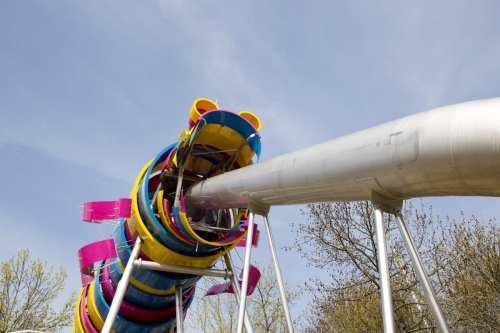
[80,286,99,333]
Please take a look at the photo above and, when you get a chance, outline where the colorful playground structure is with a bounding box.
[75,97,500,333]
[75,99,264,332]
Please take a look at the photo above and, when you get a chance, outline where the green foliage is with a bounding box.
[186,262,301,333]
[291,201,438,332]
[293,201,500,333]
[309,284,384,333]
[441,218,500,332]
[0,250,76,333]
[249,263,302,333]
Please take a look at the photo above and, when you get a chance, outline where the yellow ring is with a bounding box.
[190,124,256,167]
[116,258,176,295]
[86,282,104,332]
[73,287,85,333]
[239,110,262,131]
[159,190,249,246]
[86,282,117,333]
[127,161,235,267]
[177,209,247,247]
[157,190,192,244]
[189,98,219,125]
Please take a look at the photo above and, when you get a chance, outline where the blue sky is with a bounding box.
[1,1,500,330]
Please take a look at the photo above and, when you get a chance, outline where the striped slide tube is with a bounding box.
[74,98,262,332]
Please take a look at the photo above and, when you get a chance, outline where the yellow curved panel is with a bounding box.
[73,287,85,333]
[189,98,219,124]
[177,210,247,247]
[233,209,249,228]
[158,190,249,246]
[86,282,104,332]
[172,135,190,167]
[193,126,255,161]
[116,258,176,295]
[166,122,257,176]
[127,161,236,267]
[239,110,262,131]
[86,282,118,333]
[157,190,192,244]
[177,129,192,141]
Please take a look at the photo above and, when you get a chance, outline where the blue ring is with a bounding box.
[107,260,180,310]
[93,262,177,333]
[115,221,201,292]
[136,145,221,256]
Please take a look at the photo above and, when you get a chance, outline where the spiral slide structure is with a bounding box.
[74,98,264,332]
[75,97,500,333]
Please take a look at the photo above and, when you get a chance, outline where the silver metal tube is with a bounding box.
[237,211,256,333]
[395,212,451,332]
[102,237,143,333]
[263,214,294,332]
[186,98,500,209]
[386,237,429,328]
[224,253,254,333]
[175,284,184,333]
[374,207,396,333]
[133,259,232,278]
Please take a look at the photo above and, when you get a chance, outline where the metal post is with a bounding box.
[373,206,396,333]
[173,164,185,208]
[134,259,233,278]
[395,211,451,332]
[224,253,254,333]
[263,214,294,332]
[386,237,429,328]
[175,284,184,333]
[237,210,256,333]
[102,237,143,333]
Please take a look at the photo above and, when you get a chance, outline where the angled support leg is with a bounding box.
[373,205,397,333]
[102,237,143,333]
[263,214,294,333]
[175,284,184,333]
[394,210,450,332]
[224,253,254,333]
[237,210,256,333]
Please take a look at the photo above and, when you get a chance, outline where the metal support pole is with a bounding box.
[175,284,184,333]
[236,210,256,333]
[373,206,396,333]
[102,237,143,333]
[224,253,254,333]
[395,211,451,332]
[263,214,294,332]
[134,259,232,278]
[173,164,185,208]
